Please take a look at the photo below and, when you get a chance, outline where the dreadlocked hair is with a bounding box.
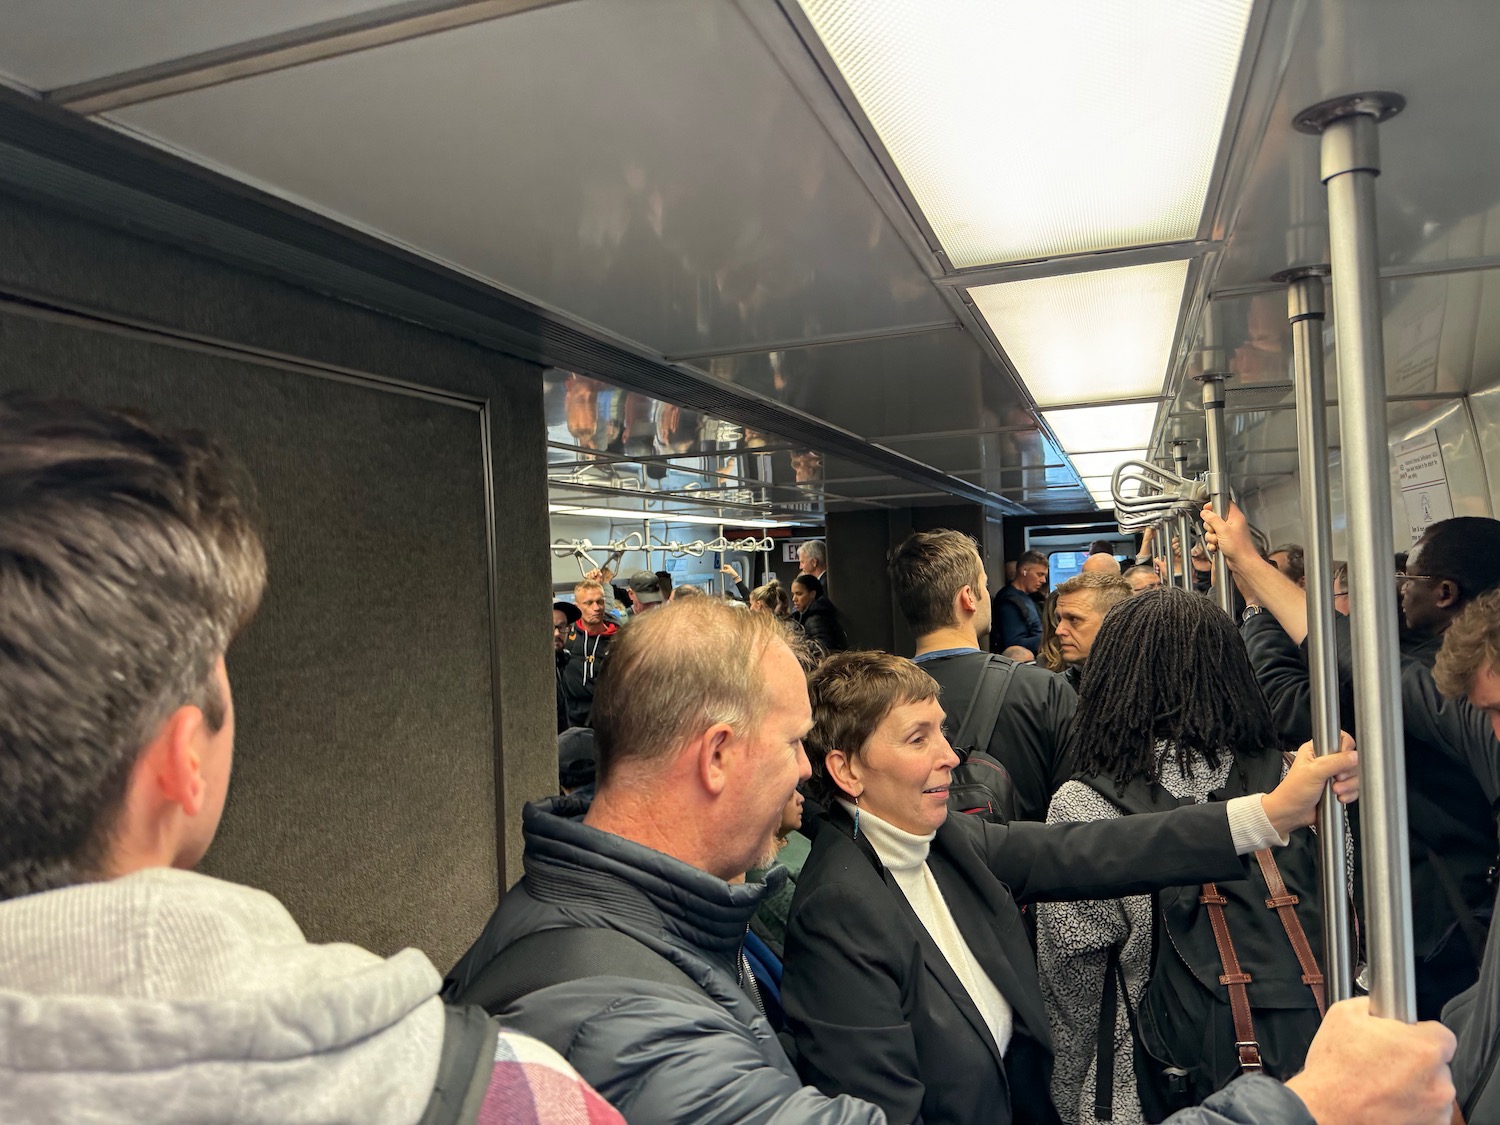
[1067,587,1281,795]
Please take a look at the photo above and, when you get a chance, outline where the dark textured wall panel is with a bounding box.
[0,312,498,968]
[0,190,557,972]
[827,509,899,653]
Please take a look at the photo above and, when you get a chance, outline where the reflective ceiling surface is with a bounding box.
[2,0,1498,521]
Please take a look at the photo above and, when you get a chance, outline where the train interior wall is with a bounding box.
[1243,396,1498,559]
[0,191,554,972]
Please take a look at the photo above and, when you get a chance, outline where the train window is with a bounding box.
[1048,550,1088,587]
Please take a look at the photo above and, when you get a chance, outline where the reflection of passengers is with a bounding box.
[1039,588,1350,1124]
[782,652,1358,1125]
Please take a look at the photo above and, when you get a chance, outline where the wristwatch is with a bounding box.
[1242,605,1264,619]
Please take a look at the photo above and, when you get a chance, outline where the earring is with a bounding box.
[852,794,862,841]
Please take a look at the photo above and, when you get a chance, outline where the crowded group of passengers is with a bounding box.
[9,396,1500,1124]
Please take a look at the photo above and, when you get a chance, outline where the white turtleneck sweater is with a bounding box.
[838,800,1014,1056]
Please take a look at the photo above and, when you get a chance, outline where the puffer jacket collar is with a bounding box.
[519,797,780,972]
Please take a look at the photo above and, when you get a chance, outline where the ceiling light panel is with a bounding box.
[969,259,1190,406]
[1043,403,1160,453]
[1070,450,1147,480]
[796,0,1253,269]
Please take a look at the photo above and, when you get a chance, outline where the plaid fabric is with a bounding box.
[476,1031,625,1124]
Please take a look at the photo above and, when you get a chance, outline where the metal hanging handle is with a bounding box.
[1111,460,1210,519]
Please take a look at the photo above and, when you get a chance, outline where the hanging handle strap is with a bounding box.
[1253,848,1328,1017]
[1199,882,1262,1074]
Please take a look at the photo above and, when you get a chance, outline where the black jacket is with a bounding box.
[1406,661,1500,1121]
[555,650,571,734]
[560,623,618,728]
[782,801,1245,1125]
[1245,613,1497,979]
[991,585,1043,654]
[445,798,883,1124]
[918,651,1078,822]
[795,596,848,654]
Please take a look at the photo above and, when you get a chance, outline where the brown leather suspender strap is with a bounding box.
[1198,882,1262,1074]
[1253,848,1328,1017]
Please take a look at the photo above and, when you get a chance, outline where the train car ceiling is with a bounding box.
[1,1,1498,533]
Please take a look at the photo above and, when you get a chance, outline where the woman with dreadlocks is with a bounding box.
[1037,587,1358,1125]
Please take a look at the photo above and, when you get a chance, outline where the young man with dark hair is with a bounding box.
[991,548,1049,657]
[0,395,621,1125]
[1268,542,1308,587]
[888,530,1077,822]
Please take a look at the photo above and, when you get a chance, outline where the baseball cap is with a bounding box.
[626,571,664,604]
[558,726,597,792]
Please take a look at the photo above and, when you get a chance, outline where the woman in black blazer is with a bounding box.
[780,651,1357,1125]
[791,572,849,654]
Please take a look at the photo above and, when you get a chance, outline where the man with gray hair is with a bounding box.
[446,599,884,1122]
[798,539,829,588]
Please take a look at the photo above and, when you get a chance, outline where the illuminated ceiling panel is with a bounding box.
[798,0,1253,268]
[1043,402,1160,453]
[969,260,1190,406]
[1070,449,1147,480]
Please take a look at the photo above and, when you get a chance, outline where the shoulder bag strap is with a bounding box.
[416,1004,501,1125]
[1199,881,1263,1075]
[1093,944,1125,1120]
[458,926,717,1017]
[955,654,1019,753]
[1252,848,1328,1016]
[1425,844,1490,966]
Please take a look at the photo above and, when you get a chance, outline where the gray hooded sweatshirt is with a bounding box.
[0,867,446,1124]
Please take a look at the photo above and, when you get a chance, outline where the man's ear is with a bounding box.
[142,704,213,817]
[957,584,978,615]
[823,748,861,800]
[696,722,737,796]
[108,703,212,872]
[1436,580,1463,610]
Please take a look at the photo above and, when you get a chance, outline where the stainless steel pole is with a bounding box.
[1276,265,1353,1002]
[1297,91,1413,1020]
[1171,443,1194,592]
[1197,375,1235,614]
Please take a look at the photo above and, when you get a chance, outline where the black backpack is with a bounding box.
[1081,750,1331,1120]
[945,653,1021,824]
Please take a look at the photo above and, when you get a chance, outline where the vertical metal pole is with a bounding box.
[1277,265,1353,1002]
[1171,443,1194,592]
[1298,91,1413,1021]
[1197,376,1235,614]
[1157,517,1175,586]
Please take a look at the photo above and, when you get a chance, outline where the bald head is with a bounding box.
[1082,552,1121,576]
[588,597,796,786]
